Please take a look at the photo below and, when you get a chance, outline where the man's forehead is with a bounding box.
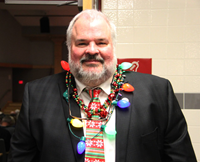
[72,18,111,39]
[73,16,109,31]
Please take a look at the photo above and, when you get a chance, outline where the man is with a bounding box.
[8,9,197,162]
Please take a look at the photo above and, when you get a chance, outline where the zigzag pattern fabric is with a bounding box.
[85,88,105,162]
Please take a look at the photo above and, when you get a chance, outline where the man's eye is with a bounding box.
[98,42,107,45]
[78,43,87,46]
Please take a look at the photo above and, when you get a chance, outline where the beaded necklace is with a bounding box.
[63,65,125,119]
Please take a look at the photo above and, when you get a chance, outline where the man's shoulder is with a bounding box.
[125,72,172,96]
[29,71,66,84]
[26,71,67,89]
[126,71,167,81]
[125,71,169,87]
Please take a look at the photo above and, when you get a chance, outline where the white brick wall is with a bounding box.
[102,0,200,161]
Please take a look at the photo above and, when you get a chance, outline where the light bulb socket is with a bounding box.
[101,125,106,131]
[67,118,72,122]
[80,136,86,141]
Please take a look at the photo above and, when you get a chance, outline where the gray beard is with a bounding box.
[69,54,116,87]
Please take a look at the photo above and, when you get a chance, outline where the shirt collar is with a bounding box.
[75,76,113,95]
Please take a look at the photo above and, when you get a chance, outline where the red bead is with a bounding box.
[113,82,118,86]
[100,111,108,118]
[109,93,115,98]
[100,111,104,117]
[87,112,92,118]
[102,108,106,111]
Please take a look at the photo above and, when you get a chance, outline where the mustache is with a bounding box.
[80,54,104,64]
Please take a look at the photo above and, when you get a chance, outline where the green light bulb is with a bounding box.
[104,126,117,136]
[119,62,132,70]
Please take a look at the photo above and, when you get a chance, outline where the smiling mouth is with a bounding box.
[80,54,105,66]
[82,60,103,67]
[81,56,104,65]
[83,59,101,63]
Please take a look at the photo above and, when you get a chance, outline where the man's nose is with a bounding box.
[85,42,99,55]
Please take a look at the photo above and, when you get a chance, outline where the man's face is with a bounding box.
[69,16,116,86]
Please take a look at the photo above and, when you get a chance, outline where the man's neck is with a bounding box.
[75,75,113,95]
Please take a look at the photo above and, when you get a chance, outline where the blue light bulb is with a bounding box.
[117,99,130,108]
[77,137,86,154]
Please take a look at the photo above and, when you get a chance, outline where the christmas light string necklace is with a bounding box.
[61,61,135,154]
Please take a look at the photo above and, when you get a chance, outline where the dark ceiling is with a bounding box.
[0,0,80,27]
